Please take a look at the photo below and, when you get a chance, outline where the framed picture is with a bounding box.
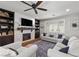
[72,23,77,27]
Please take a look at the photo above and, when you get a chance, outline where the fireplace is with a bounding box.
[23,33,31,41]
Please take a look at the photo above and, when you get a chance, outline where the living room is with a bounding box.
[0,0,79,58]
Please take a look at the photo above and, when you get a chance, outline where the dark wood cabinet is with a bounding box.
[0,35,14,46]
[0,8,14,46]
[35,19,40,38]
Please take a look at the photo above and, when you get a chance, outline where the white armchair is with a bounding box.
[2,42,38,57]
[17,45,38,57]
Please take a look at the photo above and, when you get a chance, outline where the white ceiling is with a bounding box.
[0,1,79,20]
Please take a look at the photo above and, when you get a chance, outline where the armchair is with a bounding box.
[2,41,38,57]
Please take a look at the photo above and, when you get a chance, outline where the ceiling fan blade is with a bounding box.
[37,8,47,11]
[21,1,32,7]
[35,1,43,8]
[34,9,38,14]
[24,8,32,11]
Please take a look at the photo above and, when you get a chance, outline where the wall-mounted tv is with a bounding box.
[21,18,33,26]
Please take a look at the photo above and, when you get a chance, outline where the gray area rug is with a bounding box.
[34,40,56,57]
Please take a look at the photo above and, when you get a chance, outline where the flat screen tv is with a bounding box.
[21,18,32,26]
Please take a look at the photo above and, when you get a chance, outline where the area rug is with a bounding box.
[34,40,56,57]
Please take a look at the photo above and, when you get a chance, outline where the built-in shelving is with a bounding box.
[0,8,14,35]
[0,8,14,46]
[35,19,40,38]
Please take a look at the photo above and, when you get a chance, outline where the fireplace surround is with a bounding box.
[23,33,31,41]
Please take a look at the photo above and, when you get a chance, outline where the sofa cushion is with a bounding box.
[68,36,78,46]
[0,47,10,56]
[62,39,68,45]
[68,40,79,57]
[59,47,69,54]
[55,42,67,48]
[4,48,19,57]
[17,45,38,57]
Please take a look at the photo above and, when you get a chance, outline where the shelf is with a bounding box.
[35,22,40,24]
[0,16,13,20]
[35,30,40,32]
[0,29,13,32]
[0,22,13,26]
[0,34,14,37]
[35,21,39,24]
[35,29,40,30]
[0,8,14,13]
[35,25,39,27]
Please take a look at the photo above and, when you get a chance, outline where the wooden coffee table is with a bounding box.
[25,44,33,48]
[22,38,40,47]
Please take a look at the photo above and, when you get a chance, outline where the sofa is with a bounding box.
[1,41,38,57]
[47,36,79,57]
[41,33,65,43]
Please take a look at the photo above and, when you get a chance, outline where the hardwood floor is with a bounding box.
[22,38,41,47]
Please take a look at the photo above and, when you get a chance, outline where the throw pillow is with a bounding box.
[58,34,62,39]
[59,47,69,54]
[43,33,46,36]
[49,35,54,37]
[62,38,68,45]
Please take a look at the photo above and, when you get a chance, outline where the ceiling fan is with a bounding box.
[21,1,47,14]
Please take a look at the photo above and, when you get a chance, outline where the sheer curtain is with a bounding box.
[49,21,65,34]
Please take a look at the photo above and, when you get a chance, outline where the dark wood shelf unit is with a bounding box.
[0,8,14,46]
[35,19,40,38]
[0,35,14,46]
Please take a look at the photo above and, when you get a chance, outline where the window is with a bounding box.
[49,21,65,33]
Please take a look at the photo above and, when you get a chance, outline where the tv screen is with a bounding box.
[21,18,32,26]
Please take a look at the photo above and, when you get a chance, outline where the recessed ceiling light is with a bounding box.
[66,9,70,12]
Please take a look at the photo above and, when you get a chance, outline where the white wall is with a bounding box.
[14,12,35,42]
[40,13,79,38]
[65,13,79,38]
